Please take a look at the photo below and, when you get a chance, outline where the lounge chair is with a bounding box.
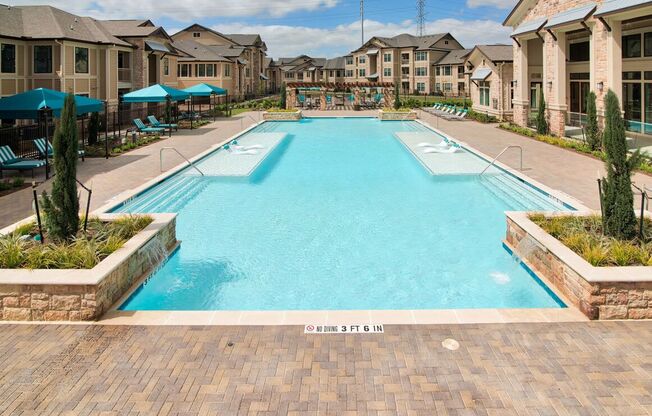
[0,145,46,178]
[230,140,264,151]
[443,109,469,121]
[224,144,258,155]
[417,140,450,148]
[133,119,165,134]
[33,138,85,161]
[147,115,178,131]
[423,145,462,154]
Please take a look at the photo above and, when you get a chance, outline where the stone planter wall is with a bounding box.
[506,212,652,320]
[0,213,177,321]
[378,110,418,121]
[262,111,302,121]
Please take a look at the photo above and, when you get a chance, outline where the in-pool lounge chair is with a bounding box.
[0,145,46,178]
[147,115,178,131]
[33,138,85,161]
[133,119,165,134]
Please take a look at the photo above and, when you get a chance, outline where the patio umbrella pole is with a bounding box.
[32,183,44,244]
[43,109,50,180]
[104,101,109,159]
[190,97,193,130]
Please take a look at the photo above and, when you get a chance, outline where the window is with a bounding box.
[444,83,452,92]
[224,64,231,77]
[197,64,206,77]
[1,43,16,73]
[401,67,409,76]
[569,41,590,62]
[458,82,465,92]
[415,67,427,76]
[117,51,130,69]
[416,82,426,92]
[623,34,641,58]
[443,66,452,76]
[479,81,490,106]
[458,65,465,78]
[34,45,52,73]
[435,67,440,76]
[346,56,353,65]
[193,32,201,38]
[383,53,392,62]
[75,47,89,74]
[284,71,294,79]
[359,55,366,64]
[435,83,441,92]
[345,69,354,77]
[415,51,427,61]
[207,64,215,77]
[178,63,191,77]
[358,68,366,77]
[383,67,391,77]
[163,58,169,76]
[645,32,652,57]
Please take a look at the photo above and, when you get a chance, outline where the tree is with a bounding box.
[280,83,287,109]
[535,91,548,135]
[87,111,100,145]
[393,83,401,110]
[585,91,601,151]
[42,94,80,240]
[600,89,640,240]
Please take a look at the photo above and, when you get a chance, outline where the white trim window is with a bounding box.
[415,51,427,61]
[416,82,426,93]
[383,67,391,77]
[346,56,353,65]
[178,63,191,77]
[479,81,490,106]
[383,53,392,62]
[34,45,52,74]
[75,47,89,74]
[415,67,427,76]
[224,64,231,77]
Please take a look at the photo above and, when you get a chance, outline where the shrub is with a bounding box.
[535,92,548,135]
[467,110,497,123]
[585,91,601,151]
[12,177,25,188]
[41,93,80,241]
[280,84,287,109]
[499,123,535,137]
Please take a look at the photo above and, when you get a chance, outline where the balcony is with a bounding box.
[401,59,410,65]
[118,68,131,83]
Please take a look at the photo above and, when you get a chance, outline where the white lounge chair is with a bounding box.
[417,141,450,148]
[423,146,462,154]
[232,144,264,151]
[230,149,259,155]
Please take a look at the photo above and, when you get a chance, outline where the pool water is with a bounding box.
[115,118,569,311]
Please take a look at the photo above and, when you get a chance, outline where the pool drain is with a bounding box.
[442,338,459,351]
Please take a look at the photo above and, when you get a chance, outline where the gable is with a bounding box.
[172,24,238,47]
[503,0,539,26]
[431,34,463,50]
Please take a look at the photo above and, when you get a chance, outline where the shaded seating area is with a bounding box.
[0,145,46,178]
[133,119,165,134]
[183,83,227,124]
[33,138,85,161]
[148,116,177,130]
[285,82,394,111]
[122,84,189,137]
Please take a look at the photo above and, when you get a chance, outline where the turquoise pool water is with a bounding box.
[115,118,569,311]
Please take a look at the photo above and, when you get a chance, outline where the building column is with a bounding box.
[606,19,623,107]
[320,88,327,110]
[512,40,529,128]
[549,31,568,137]
[287,87,296,109]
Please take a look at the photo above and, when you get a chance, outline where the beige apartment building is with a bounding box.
[505,0,652,139]
[270,55,345,85]
[465,45,514,120]
[0,6,179,108]
[172,25,267,98]
[433,49,471,97]
[345,33,465,94]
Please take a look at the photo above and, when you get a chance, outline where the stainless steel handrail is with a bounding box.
[160,147,204,176]
[479,145,523,176]
[240,113,260,130]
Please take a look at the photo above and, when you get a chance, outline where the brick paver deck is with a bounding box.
[0,322,650,415]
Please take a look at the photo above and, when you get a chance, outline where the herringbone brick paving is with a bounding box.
[0,322,650,415]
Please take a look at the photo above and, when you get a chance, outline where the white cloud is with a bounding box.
[7,0,340,19]
[466,0,517,9]
[214,18,512,58]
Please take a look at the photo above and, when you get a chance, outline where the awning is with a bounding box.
[544,3,597,30]
[237,58,248,65]
[259,73,269,80]
[308,67,316,71]
[145,40,172,54]
[122,84,189,103]
[366,49,379,55]
[183,83,227,97]
[594,0,652,17]
[511,17,547,38]
[366,73,379,78]
[0,88,104,119]
[470,68,492,81]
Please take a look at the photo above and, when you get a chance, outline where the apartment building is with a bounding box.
[172,24,267,98]
[345,33,465,94]
[505,0,652,139]
[433,49,471,97]
[272,55,345,84]
[464,45,514,120]
[264,58,281,93]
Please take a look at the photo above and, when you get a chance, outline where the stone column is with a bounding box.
[320,88,327,110]
[287,88,296,109]
[549,31,568,137]
[512,40,530,128]
[606,19,623,107]
[354,88,360,105]
[384,87,393,108]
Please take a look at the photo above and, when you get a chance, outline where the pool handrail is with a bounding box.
[160,147,205,176]
[479,145,523,176]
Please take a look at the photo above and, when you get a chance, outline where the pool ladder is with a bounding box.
[479,145,523,176]
[160,147,204,176]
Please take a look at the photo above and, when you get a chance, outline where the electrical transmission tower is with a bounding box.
[416,0,426,37]
[360,0,365,46]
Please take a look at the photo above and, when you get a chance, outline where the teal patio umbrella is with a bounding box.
[122,84,189,136]
[183,83,227,123]
[0,88,105,178]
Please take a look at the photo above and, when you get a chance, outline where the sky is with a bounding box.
[8,0,517,58]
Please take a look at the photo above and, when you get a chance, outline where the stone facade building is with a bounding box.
[505,0,652,140]
[433,49,471,97]
[464,45,514,120]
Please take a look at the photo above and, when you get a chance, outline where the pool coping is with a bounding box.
[0,116,594,326]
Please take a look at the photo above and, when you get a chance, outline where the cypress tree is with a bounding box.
[536,91,548,134]
[393,83,401,110]
[601,89,639,240]
[280,83,287,109]
[585,91,601,151]
[42,94,80,240]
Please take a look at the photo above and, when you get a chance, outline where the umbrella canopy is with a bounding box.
[0,88,104,119]
[122,84,189,103]
[183,83,228,97]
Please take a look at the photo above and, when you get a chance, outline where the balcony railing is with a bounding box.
[118,68,131,83]
[401,59,410,65]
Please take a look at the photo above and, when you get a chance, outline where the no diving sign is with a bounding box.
[304,324,384,334]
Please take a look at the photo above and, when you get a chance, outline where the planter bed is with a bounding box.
[378,109,418,121]
[506,211,652,320]
[0,213,177,321]
[263,110,302,121]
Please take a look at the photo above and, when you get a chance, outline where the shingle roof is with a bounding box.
[366,33,449,50]
[436,49,471,65]
[173,39,233,62]
[0,5,131,46]
[323,56,346,70]
[225,34,260,46]
[474,45,513,62]
[100,20,161,37]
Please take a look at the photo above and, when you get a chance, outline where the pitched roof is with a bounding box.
[0,5,131,46]
[470,45,513,63]
[225,34,260,46]
[323,56,346,70]
[354,33,454,53]
[173,39,233,62]
[436,49,471,65]
[100,20,162,38]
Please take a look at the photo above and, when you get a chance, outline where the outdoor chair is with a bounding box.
[133,119,165,134]
[0,145,46,178]
[147,115,178,131]
[33,138,85,161]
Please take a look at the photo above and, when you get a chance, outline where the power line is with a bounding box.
[416,0,426,37]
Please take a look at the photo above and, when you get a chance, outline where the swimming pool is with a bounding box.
[113,117,570,311]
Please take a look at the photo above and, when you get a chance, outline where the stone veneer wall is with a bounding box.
[263,111,302,121]
[378,110,418,121]
[0,216,177,321]
[506,215,652,320]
